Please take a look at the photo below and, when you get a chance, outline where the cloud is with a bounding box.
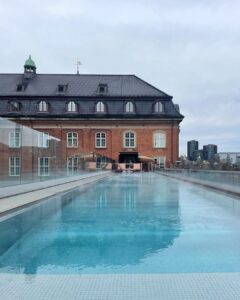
[0,0,239,155]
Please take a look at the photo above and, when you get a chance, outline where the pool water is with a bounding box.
[0,173,240,274]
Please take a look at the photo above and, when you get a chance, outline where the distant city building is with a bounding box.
[193,149,203,161]
[218,152,240,164]
[187,140,199,161]
[203,144,217,160]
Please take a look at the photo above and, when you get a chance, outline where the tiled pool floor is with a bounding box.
[1,273,240,300]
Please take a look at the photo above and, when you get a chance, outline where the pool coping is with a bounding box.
[156,171,240,198]
[0,171,112,217]
[0,273,240,299]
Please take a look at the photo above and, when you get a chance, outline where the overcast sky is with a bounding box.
[0,0,239,155]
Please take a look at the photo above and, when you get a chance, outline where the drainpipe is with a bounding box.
[171,121,174,165]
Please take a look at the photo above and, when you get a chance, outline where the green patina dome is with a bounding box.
[24,55,36,68]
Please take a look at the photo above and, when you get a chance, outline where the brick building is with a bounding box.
[0,56,184,178]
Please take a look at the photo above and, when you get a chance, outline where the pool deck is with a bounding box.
[157,171,240,197]
[0,273,240,300]
[0,171,111,216]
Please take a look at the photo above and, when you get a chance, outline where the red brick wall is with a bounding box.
[0,119,181,178]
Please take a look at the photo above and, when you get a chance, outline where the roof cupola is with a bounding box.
[24,55,36,78]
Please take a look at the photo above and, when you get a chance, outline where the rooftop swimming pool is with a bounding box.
[0,173,240,274]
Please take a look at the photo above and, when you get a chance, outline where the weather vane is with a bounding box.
[75,60,82,74]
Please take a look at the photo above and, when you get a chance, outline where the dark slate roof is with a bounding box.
[0,73,184,120]
[0,74,170,97]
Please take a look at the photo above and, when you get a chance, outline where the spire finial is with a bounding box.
[75,60,81,75]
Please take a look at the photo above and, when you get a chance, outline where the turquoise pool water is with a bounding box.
[0,173,240,274]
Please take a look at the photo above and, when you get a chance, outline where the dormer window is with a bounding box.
[96,101,105,113]
[98,84,108,94]
[154,101,164,113]
[16,84,24,92]
[10,101,21,112]
[58,84,67,93]
[67,101,77,112]
[38,101,49,112]
[125,101,134,113]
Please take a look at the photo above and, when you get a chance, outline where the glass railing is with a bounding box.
[159,169,240,187]
[0,118,108,188]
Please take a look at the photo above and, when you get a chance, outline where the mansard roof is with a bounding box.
[0,74,170,97]
[0,73,184,121]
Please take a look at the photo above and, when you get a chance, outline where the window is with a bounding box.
[38,132,49,148]
[9,157,20,176]
[96,101,105,113]
[38,101,48,112]
[67,101,77,112]
[154,156,166,168]
[125,101,134,113]
[67,132,78,147]
[10,101,21,112]
[153,132,166,148]
[96,156,107,169]
[38,157,50,176]
[124,131,136,148]
[67,157,78,175]
[98,84,108,94]
[95,132,106,148]
[16,84,24,92]
[58,84,67,93]
[9,129,21,148]
[154,101,163,113]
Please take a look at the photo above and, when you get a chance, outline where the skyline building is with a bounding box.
[203,144,218,161]
[187,140,199,161]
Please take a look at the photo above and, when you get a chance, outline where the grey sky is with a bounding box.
[1,0,239,154]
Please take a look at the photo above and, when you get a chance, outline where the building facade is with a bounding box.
[203,144,218,161]
[187,140,199,161]
[0,56,184,178]
[218,152,240,164]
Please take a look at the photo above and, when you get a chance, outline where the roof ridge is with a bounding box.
[133,75,172,98]
[0,73,136,76]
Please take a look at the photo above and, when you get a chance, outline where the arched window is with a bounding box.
[10,101,21,112]
[96,101,105,113]
[67,101,77,112]
[154,101,163,113]
[95,132,106,148]
[153,132,166,148]
[125,101,134,113]
[38,101,48,112]
[124,131,136,148]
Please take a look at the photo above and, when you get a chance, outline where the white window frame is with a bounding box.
[67,101,77,112]
[124,131,136,148]
[125,101,134,113]
[154,156,166,168]
[38,132,49,148]
[153,132,166,148]
[67,132,78,148]
[9,130,21,148]
[95,132,106,148]
[154,101,163,113]
[96,101,105,113]
[9,157,20,176]
[67,157,79,175]
[38,101,48,112]
[10,101,20,112]
[38,157,50,176]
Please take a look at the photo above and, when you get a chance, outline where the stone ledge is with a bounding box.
[156,171,240,197]
[0,171,112,215]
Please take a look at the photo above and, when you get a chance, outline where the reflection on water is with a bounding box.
[1,173,240,274]
[0,174,181,274]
